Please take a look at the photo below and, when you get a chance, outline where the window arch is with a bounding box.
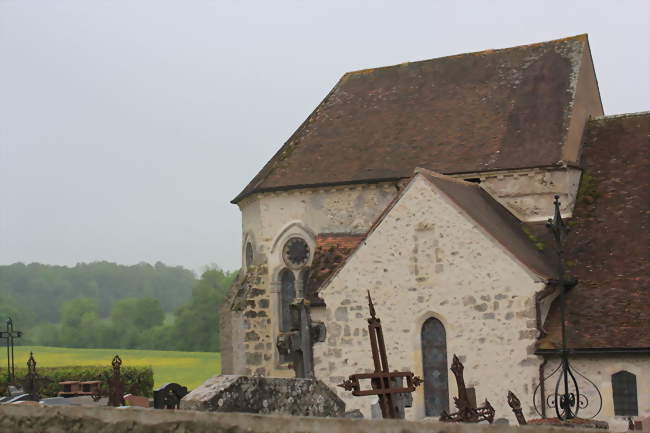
[612,371,638,416]
[421,317,449,416]
[279,269,296,333]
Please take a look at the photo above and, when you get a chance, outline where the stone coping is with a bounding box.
[0,404,610,433]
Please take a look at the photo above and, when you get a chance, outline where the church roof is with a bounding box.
[305,234,365,306]
[233,35,593,203]
[539,112,650,351]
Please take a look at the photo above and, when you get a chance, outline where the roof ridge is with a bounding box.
[343,34,588,78]
[414,167,480,188]
[591,111,650,121]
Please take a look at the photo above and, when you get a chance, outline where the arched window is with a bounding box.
[421,317,449,416]
[279,269,296,333]
[612,371,638,416]
[245,242,254,268]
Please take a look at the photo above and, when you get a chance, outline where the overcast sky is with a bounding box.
[1,1,648,273]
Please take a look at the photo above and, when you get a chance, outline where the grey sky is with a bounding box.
[1,1,648,273]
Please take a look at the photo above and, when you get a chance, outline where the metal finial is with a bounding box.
[367,290,376,318]
[27,352,36,372]
[112,354,122,370]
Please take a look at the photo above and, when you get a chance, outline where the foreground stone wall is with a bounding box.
[0,404,611,433]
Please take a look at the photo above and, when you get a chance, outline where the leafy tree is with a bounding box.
[171,268,237,351]
[110,297,165,331]
[0,261,195,326]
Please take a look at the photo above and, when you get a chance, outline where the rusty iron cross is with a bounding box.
[439,355,495,423]
[507,390,528,425]
[337,291,423,419]
[107,354,125,407]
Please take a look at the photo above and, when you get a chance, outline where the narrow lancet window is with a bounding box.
[612,371,638,416]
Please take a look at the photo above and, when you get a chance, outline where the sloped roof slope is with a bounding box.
[539,112,650,350]
[234,35,592,203]
[304,234,365,306]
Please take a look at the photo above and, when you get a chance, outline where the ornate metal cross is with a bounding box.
[508,390,528,425]
[440,355,495,423]
[1,317,22,386]
[532,195,602,420]
[20,352,52,400]
[107,354,125,406]
[337,291,422,419]
[276,298,326,378]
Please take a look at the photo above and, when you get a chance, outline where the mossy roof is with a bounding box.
[234,35,590,203]
[539,111,650,350]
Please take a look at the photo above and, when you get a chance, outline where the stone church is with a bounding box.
[219,34,649,426]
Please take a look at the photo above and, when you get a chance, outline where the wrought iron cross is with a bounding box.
[337,291,422,419]
[507,390,527,425]
[20,352,52,400]
[107,354,125,407]
[532,195,602,420]
[276,298,326,378]
[440,355,495,423]
[1,317,22,385]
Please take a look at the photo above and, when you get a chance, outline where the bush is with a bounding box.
[0,365,154,397]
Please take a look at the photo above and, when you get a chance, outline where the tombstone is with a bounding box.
[276,298,326,378]
[41,396,78,406]
[344,409,364,418]
[153,383,188,409]
[124,394,150,408]
[180,375,345,417]
[11,400,40,406]
[58,381,81,397]
[0,385,23,403]
[1,393,34,404]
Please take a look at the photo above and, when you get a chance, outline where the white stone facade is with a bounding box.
[314,174,547,422]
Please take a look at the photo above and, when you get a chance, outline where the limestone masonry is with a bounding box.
[219,34,649,428]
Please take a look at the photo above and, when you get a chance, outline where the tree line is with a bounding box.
[0,262,237,352]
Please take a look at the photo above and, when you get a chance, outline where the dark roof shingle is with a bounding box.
[305,234,365,306]
[234,35,591,203]
[539,112,650,350]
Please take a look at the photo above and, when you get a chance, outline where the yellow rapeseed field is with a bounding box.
[11,346,220,390]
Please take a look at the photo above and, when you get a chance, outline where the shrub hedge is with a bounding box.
[0,365,154,397]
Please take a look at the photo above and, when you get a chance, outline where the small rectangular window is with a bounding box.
[612,371,638,416]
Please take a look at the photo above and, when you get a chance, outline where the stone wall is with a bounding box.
[0,405,613,433]
[542,354,650,432]
[315,175,547,422]
[222,183,400,376]
[224,164,584,376]
[469,167,581,222]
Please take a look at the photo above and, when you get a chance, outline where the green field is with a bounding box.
[11,346,220,390]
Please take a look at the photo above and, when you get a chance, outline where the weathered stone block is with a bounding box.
[180,375,345,417]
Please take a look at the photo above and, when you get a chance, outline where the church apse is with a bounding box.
[220,183,400,377]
